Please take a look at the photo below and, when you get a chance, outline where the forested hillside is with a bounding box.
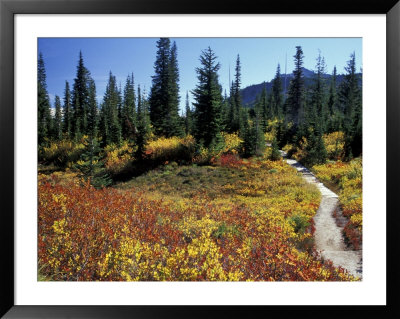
[240,66,361,108]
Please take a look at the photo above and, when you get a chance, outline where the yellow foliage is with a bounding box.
[104,141,135,175]
[264,118,280,143]
[221,132,243,154]
[41,137,87,166]
[283,137,308,162]
[145,135,195,162]
[39,154,359,281]
[323,131,345,160]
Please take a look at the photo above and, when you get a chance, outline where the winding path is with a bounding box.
[282,153,362,279]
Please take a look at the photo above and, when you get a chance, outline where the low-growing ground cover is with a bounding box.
[38,154,357,281]
[312,158,362,250]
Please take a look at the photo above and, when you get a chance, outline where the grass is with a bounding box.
[116,163,247,199]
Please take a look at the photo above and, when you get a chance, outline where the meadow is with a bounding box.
[38,134,359,281]
[37,41,362,281]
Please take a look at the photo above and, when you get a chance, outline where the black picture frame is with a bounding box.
[1,0,399,318]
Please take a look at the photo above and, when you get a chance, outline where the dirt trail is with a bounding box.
[283,153,362,279]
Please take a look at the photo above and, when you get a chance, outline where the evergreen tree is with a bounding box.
[269,137,281,161]
[100,72,121,145]
[339,52,362,158]
[136,85,151,159]
[73,95,82,139]
[233,55,243,132]
[166,41,183,137]
[150,38,170,135]
[53,95,62,140]
[303,127,327,166]
[227,81,236,133]
[285,46,306,130]
[72,51,90,138]
[238,107,249,140]
[117,83,123,132]
[37,52,52,145]
[352,66,363,157]
[241,107,265,158]
[122,73,136,140]
[241,109,252,157]
[271,64,284,118]
[309,52,328,133]
[192,47,224,148]
[327,66,342,132]
[87,78,98,138]
[253,97,266,156]
[259,85,269,131]
[74,137,112,189]
[184,91,193,135]
[221,89,229,131]
[149,38,182,137]
[63,81,72,138]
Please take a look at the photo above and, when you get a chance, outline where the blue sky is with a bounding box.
[38,38,362,112]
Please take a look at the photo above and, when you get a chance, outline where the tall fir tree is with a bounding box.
[122,73,136,140]
[37,52,52,145]
[271,64,284,118]
[233,55,243,133]
[238,107,248,140]
[192,47,224,148]
[227,80,236,133]
[253,95,266,156]
[149,38,170,135]
[72,51,90,139]
[166,41,183,137]
[339,52,362,158]
[99,72,122,145]
[87,78,98,138]
[352,66,363,157]
[221,89,229,131]
[53,95,63,140]
[327,66,342,132]
[136,85,151,159]
[117,83,123,132]
[240,109,251,156]
[149,38,182,137]
[310,52,328,133]
[259,84,269,131]
[285,46,305,130]
[184,91,193,135]
[63,81,72,138]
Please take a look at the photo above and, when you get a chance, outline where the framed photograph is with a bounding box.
[1,0,399,318]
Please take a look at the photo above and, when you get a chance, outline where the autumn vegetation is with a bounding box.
[38,38,362,281]
[39,148,357,281]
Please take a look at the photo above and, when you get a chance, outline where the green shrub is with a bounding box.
[289,214,310,234]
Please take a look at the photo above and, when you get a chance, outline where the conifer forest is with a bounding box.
[38,38,362,281]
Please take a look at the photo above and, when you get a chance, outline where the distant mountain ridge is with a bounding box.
[240,67,360,107]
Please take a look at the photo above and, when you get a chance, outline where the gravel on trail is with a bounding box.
[283,153,362,279]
